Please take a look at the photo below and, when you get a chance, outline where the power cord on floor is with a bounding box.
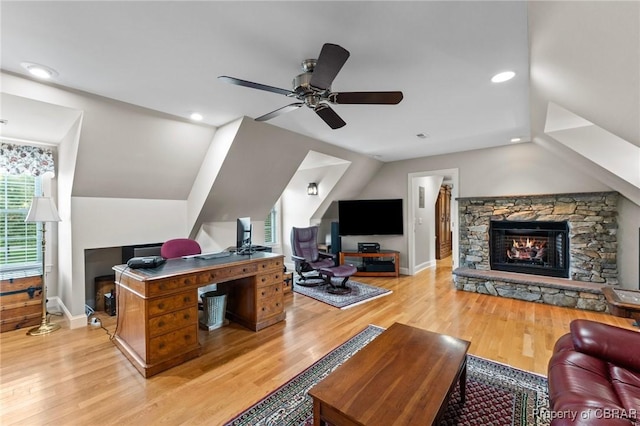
[88,315,114,339]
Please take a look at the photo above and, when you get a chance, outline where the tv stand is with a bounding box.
[339,250,399,277]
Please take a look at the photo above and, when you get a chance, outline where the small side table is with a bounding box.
[603,286,640,327]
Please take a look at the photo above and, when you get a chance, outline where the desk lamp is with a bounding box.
[25,196,61,336]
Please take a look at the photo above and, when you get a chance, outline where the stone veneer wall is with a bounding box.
[458,192,619,284]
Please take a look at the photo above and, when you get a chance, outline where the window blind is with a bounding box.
[0,174,42,274]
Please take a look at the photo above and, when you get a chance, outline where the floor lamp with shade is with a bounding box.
[25,196,61,336]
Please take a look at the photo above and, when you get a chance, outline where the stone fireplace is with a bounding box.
[453,192,619,312]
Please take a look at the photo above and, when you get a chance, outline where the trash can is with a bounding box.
[199,290,228,330]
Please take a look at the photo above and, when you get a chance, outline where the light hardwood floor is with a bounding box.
[1,258,635,425]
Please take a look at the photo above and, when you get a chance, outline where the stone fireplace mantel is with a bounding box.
[452,192,619,312]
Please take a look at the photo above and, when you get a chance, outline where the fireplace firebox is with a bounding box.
[489,220,569,278]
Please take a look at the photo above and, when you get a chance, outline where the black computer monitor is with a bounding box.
[236,217,253,255]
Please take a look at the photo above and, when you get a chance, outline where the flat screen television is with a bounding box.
[338,199,403,236]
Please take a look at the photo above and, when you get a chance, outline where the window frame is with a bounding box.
[264,200,281,246]
[0,174,43,276]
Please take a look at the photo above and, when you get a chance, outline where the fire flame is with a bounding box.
[507,237,547,260]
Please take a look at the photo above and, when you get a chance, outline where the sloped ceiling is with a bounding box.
[529,1,639,149]
[528,1,640,203]
[0,93,81,144]
[0,1,531,162]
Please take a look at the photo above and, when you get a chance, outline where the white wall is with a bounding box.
[66,197,188,326]
[196,220,267,254]
[55,115,82,320]
[618,198,640,289]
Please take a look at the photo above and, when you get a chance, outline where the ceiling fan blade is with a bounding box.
[218,76,294,96]
[309,43,350,91]
[315,104,346,129]
[331,91,404,105]
[255,103,304,121]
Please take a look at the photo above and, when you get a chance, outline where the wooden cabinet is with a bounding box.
[94,274,115,312]
[435,185,452,259]
[0,275,42,333]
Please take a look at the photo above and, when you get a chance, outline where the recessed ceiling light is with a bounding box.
[491,71,515,83]
[510,137,522,143]
[190,112,203,121]
[21,62,57,79]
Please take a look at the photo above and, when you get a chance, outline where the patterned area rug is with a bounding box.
[293,278,392,309]
[224,325,550,426]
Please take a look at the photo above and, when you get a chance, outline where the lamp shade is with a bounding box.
[25,197,61,223]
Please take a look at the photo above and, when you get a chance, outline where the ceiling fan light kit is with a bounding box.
[219,43,403,129]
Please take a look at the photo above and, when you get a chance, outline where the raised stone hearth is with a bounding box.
[453,267,608,311]
[453,192,618,312]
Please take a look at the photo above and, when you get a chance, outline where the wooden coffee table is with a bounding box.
[308,323,470,426]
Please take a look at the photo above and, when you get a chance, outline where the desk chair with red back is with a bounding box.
[160,238,202,259]
[160,238,206,311]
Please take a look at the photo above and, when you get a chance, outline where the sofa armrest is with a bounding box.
[570,319,640,372]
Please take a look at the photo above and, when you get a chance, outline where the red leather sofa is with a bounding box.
[548,319,640,425]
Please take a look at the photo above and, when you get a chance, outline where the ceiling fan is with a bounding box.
[218,43,403,129]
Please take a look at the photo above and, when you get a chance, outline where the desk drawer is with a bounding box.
[257,258,283,273]
[257,283,282,301]
[198,263,258,284]
[149,306,198,338]
[257,295,283,320]
[257,271,282,288]
[148,276,198,296]
[148,325,198,363]
[148,291,196,317]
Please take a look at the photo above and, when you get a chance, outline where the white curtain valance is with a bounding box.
[0,142,55,177]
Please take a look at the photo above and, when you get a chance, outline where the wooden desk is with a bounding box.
[112,252,284,377]
[308,323,470,425]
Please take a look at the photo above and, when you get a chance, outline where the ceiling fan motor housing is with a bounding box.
[293,72,323,95]
[293,70,327,108]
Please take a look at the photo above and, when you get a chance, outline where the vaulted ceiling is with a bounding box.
[0,1,531,162]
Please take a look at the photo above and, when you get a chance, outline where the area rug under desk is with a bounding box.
[224,325,550,426]
[293,278,392,309]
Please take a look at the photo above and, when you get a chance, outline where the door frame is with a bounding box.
[407,168,459,276]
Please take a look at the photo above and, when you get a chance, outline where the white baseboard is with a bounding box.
[413,259,437,274]
[51,297,88,329]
